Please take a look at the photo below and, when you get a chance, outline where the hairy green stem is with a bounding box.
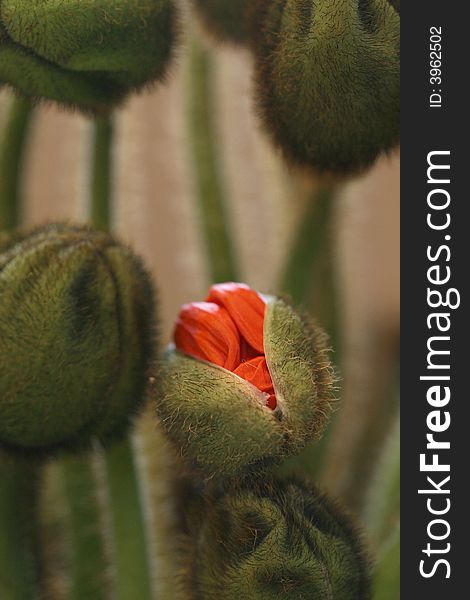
[105,440,153,600]
[53,116,113,599]
[90,115,153,599]
[56,114,152,599]
[0,459,40,600]
[94,114,154,599]
[61,455,108,600]
[0,96,40,600]
[0,96,32,231]
[189,38,238,282]
[91,117,114,230]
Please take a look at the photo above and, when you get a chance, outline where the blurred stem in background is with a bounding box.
[277,185,340,479]
[189,37,238,282]
[372,525,400,600]
[104,440,153,600]
[324,341,400,513]
[280,185,339,353]
[91,115,153,600]
[54,115,153,599]
[60,455,109,600]
[0,96,32,230]
[91,117,114,230]
[0,461,41,600]
[0,97,41,600]
[363,414,400,550]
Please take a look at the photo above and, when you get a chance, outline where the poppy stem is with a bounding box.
[104,439,153,600]
[188,36,238,282]
[0,459,41,600]
[90,116,114,230]
[55,114,153,599]
[278,185,340,479]
[0,96,42,600]
[50,116,113,599]
[90,115,153,599]
[59,454,109,600]
[0,96,32,231]
[281,187,333,301]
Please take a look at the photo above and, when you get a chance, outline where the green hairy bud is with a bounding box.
[0,224,157,456]
[250,0,400,174]
[191,0,252,44]
[153,297,334,479]
[184,477,370,600]
[0,0,177,112]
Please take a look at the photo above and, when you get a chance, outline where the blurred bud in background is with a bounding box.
[0,0,178,112]
[184,476,370,600]
[249,0,400,175]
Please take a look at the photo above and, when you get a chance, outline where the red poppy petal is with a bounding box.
[206,283,266,353]
[233,356,274,393]
[234,357,276,410]
[174,302,241,371]
[266,394,277,410]
[240,338,261,362]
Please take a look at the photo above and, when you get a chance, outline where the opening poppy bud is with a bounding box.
[0,0,177,112]
[153,283,335,478]
[250,0,400,174]
[191,0,252,44]
[0,223,157,456]
[185,477,370,600]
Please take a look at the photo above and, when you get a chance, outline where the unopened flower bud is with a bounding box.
[0,0,178,112]
[0,224,157,455]
[153,283,334,478]
[185,477,370,600]
[250,0,400,174]
[191,0,252,44]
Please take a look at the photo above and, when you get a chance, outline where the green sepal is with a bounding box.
[153,350,285,479]
[0,223,157,456]
[250,0,400,174]
[264,298,335,454]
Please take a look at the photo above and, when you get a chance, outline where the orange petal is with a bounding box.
[206,283,266,353]
[174,302,241,371]
[234,357,276,410]
[266,394,277,410]
[234,356,273,393]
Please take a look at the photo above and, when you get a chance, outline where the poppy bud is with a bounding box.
[185,477,370,600]
[191,0,252,44]
[153,283,334,478]
[0,0,177,112]
[250,0,400,175]
[0,223,157,456]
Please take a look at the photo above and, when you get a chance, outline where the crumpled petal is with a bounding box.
[206,282,266,354]
[174,302,241,371]
[234,356,276,409]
